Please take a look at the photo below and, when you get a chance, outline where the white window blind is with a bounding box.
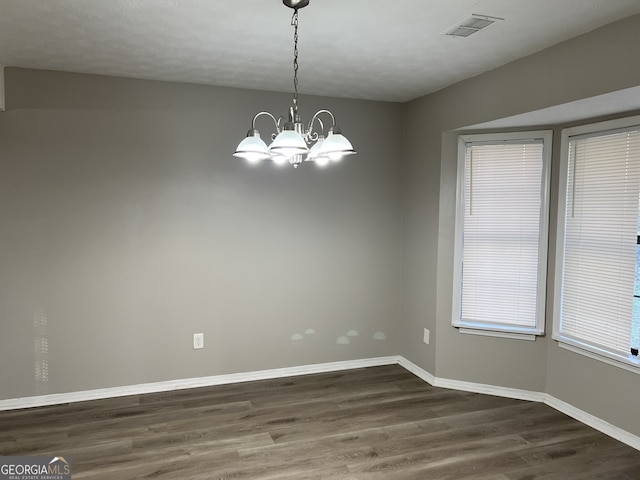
[454,133,550,336]
[557,126,640,358]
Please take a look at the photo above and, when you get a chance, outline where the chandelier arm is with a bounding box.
[307,109,337,137]
[304,116,323,142]
[251,111,281,131]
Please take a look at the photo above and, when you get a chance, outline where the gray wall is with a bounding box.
[402,14,640,434]
[0,68,404,399]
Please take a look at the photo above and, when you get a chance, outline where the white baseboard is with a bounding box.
[397,356,640,452]
[398,357,543,401]
[2,354,638,453]
[545,395,640,451]
[0,356,400,411]
[397,357,436,385]
[433,377,546,402]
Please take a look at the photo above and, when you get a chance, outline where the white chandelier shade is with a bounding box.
[317,128,356,160]
[233,131,270,164]
[306,135,325,161]
[233,1,355,168]
[268,128,309,157]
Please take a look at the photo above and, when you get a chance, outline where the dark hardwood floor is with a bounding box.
[1,365,639,479]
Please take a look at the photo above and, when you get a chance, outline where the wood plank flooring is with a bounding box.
[1,365,639,479]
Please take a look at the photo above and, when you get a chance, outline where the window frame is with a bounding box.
[553,115,640,372]
[452,131,552,339]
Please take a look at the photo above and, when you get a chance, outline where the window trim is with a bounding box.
[553,115,640,370]
[452,131,552,338]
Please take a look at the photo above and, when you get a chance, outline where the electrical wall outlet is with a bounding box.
[193,332,204,349]
[423,328,430,345]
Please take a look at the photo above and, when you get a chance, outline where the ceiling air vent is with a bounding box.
[445,14,504,38]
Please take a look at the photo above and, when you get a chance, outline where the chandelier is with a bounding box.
[234,0,356,168]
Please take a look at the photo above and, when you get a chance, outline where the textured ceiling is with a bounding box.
[0,0,639,102]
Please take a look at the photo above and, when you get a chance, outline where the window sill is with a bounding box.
[555,338,640,375]
[457,327,538,342]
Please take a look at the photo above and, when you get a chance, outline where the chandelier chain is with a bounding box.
[292,8,299,115]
